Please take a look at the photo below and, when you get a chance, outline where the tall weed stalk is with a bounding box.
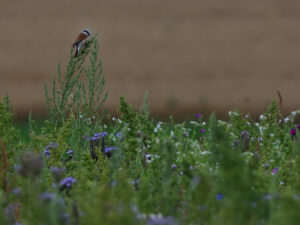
[44,35,107,127]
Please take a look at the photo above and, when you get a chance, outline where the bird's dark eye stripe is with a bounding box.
[83,30,90,35]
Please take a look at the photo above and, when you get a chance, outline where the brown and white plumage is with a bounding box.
[71,29,91,58]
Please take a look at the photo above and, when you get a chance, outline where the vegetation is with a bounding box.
[1,37,300,225]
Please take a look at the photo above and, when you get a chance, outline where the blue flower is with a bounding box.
[216,193,224,201]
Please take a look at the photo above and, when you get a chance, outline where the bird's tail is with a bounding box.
[74,44,82,58]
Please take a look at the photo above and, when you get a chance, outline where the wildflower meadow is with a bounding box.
[1,36,300,225]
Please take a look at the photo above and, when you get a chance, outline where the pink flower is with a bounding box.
[271,168,278,175]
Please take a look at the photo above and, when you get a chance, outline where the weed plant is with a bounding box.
[1,37,300,224]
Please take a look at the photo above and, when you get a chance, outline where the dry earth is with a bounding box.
[1,0,300,120]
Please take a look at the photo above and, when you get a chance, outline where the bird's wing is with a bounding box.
[71,33,88,47]
[74,42,83,58]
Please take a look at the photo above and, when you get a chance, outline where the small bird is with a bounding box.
[71,29,91,58]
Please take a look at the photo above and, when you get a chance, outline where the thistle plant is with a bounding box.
[44,35,107,127]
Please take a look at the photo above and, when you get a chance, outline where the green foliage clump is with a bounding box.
[44,35,107,127]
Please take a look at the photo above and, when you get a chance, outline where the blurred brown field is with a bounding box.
[1,0,300,120]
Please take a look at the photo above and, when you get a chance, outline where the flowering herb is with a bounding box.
[145,154,153,163]
[104,146,118,153]
[66,150,73,161]
[44,150,50,158]
[216,193,224,201]
[59,177,76,192]
[290,124,300,137]
[40,192,55,203]
[44,142,58,159]
[67,150,73,155]
[271,168,278,175]
[91,132,107,140]
[51,167,65,183]
[171,164,177,170]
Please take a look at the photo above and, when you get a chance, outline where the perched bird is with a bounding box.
[71,29,91,58]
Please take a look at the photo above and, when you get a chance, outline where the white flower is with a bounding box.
[284,117,289,123]
[259,115,264,120]
[228,111,232,116]
[145,154,153,163]
[200,151,211,155]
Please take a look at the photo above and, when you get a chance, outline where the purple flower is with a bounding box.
[290,125,300,136]
[44,150,50,158]
[148,215,178,225]
[83,135,87,139]
[93,132,108,140]
[116,132,126,140]
[59,177,76,190]
[60,213,69,224]
[116,132,121,138]
[67,150,73,155]
[40,192,55,202]
[131,179,140,186]
[44,142,58,158]
[49,142,58,148]
[104,147,118,153]
[271,168,278,175]
[196,113,202,118]
[12,188,21,196]
[216,193,224,201]
[51,167,65,183]
[200,129,205,133]
[290,128,296,136]
[262,194,272,201]
[171,164,177,170]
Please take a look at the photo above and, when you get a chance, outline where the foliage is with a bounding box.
[2,37,300,224]
[44,35,107,127]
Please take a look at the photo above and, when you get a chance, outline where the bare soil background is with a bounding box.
[1,0,300,120]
